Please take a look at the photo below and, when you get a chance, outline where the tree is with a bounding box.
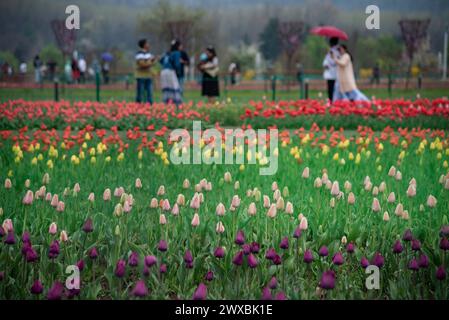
[259,18,281,63]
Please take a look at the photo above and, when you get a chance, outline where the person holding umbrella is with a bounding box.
[322,37,339,102]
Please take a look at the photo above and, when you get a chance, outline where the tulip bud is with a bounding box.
[330,181,340,196]
[285,201,293,214]
[2,219,13,232]
[271,181,278,191]
[49,222,57,235]
[150,198,158,208]
[341,236,347,245]
[190,194,200,210]
[56,201,65,212]
[267,204,277,218]
[157,185,165,196]
[402,210,410,220]
[123,200,132,213]
[231,195,240,208]
[406,185,416,198]
[162,199,170,211]
[378,181,386,193]
[87,192,95,203]
[387,192,396,203]
[224,172,232,183]
[299,217,308,230]
[114,203,123,217]
[254,189,261,202]
[0,208,3,216]
[348,192,355,205]
[344,181,352,192]
[395,171,402,181]
[216,221,225,233]
[388,166,396,177]
[248,202,257,216]
[282,186,289,198]
[191,213,200,227]
[159,214,167,225]
[25,179,31,188]
[172,203,179,216]
[276,197,285,210]
[427,195,437,208]
[73,183,80,193]
[60,230,68,242]
[273,189,281,201]
[395,203,404,216]
[51,194,59,207]
[302,167,310,179]
[234,181,240,190]
[4,178,12,189]
[23,190,34,205]
[216,203,226,216]
[314,178,322,188]
[383,211,390,221]
[183,179,190,189]
[371,198,381,212]
[176,194,185,206]
[114,225,121,237]
[45,192,52,201]
[263,195,271,208]
[103,188,111,201]
[372,186,379,196]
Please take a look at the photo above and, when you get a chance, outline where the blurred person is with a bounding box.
[322,37,339,102]
[64,59,72,83]
[229,62,237,85]
[178,41,190,96]
[198,46,220,103]
[78,55,87,83]
[33,55,42,83]
[160,39,182,106]
[71,58,80,83]
[47,59,57,81]
[135,38,156,104]
[102,60,110,84]
[19,61,27,75]
[331,44,369,102]
[371,63,380,86]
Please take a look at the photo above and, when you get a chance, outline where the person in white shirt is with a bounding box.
[78,56,87,83]
[322,37,339,102]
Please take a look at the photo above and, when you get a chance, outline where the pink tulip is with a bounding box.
[372,186,379,196]
[263,195,271,208]
[348,192,355,205]
[205,182,212,191]
[231,195,240,208]
[273,189,281,201]
[322,173,329,184]
[123,201,132,213]
[302,167,310,179]
[56,201,65,212]
[216,221,225,233]
[395,171,402,181]
[190,194,200,210]
[195,184,202,192]
[73,183,80,193]
[103,189,111,201]
[271,181,278,191]
[191,213,200,227]
[42,173,50,185]
[157,185,165,196]
[2,219,13,232]
[25,179,31,188]
[406,185,416,198]
[49,222,57,235]
[299,217,308,230]
[88,193,95,202]
[45,192,52,201]
[371,198,381,212]
[285,201,293,214]
[267,204,277,218]
[200,179,208,189]
[314,177,322,188]
[60,230,68,242]
[388,166,396,177]
[276,197,285,210]
[248,202,257,216]
[330,181,340,196]
[427,195,437,208]
[23,190,34,205]
[150,198,158,208]
[378,182,386,193]
[51,194,59,207]
[402,210,410,220]
[159,214,167,225]
[224,172,232,183]
[135,178,142,189]
[216,203,226,216]
[344,181,352,191]
[176,194,185,206]
[162,199,171,211]
[114,187,124,197]
[387,192,396,203]
[383,211,390,221]
[329,198,335,208]
[183,179,190,189]
[4,178,12,189]
[172,203,179,216]
[395,203,404,216]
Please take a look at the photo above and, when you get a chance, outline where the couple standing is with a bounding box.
[135,38,188,106]
[323,37,368,102]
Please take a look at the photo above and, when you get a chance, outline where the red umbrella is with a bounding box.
[310,26,348,41]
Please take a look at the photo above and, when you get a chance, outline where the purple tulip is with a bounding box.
[144,255,157,267]
[235,230,245,245]
[205,271,214,281]
[248,253,258,268]
[293,226,302,239]
[132,280,148,297]
[82,218,94,233]
[371,252,384,268]
[159,263,167,274]
[4,231,15,245]
[275,292,287,300]
[242,244,251,255]
[76,259,85,272]
[143,264,150,277]
[47,281,64,300]
[332,252,344,266]
[89,247,98,260]
[408,258,419,271]
[128,251,139,267]
[48,240,60,259]
[250,242,260,254]
[66,288,81,299]
[273,254,282,265]
[214,247,225,259]
[439,225,449,238]
[280,237,289,250]
[30,280,43,295]
[303,249,313,264]
[158,240,168,252]
[22,241,32,256]
[392,240,404,254]
[268,276,277,289]
[436,266,446,280]
[402,229,413,242]
[265,247,276,260]
[115,259,126,278]
[232,251,244,266]
[418,254,429,268]
[318,246,329,257]
[193,283,207,300]
[26,247,39,263]
[411,239,421,251]
[22,231,31,244]
[184,250,193,264]
[346,242,355,254]
[439,238,449,251]
[360,257,369,269]
[261,287,272,300]
[0,226,5,238]
[319,270,336,290]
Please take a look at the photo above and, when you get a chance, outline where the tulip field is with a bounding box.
[1,98,449,300]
